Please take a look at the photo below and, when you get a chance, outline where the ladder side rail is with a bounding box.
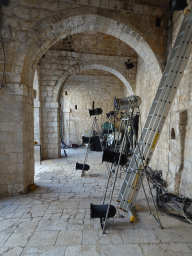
[142,18,192,162]
[120,11,192,186]
[120,169,144,212]
[119,30,192,207]
[139,15,192,151]
[118,11,190,206]
[144,33,192,164]
[118,158,143,210]
[139,13,192,144]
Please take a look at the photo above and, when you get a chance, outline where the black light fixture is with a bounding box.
[102,149,127,166]
[169,0,188,11]
[90,204,116,219]
[76,162,90,171]
[89,108,102,117]
[125,59,134,70]
[82,136,95,144]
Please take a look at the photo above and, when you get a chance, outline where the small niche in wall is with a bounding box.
[75,105,77,110]
[171,128,176,139]
[65,91,68,95]
[92,101,94,109]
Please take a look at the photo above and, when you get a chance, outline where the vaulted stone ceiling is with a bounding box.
[50,32,138,76]
[50,32,138,58]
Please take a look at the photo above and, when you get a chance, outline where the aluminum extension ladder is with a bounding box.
[117,10,192,218]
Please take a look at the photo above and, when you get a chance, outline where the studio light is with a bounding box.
[102,149,127,166]
[169,0,188,11]
[125,59,134,70]
[82,136,95,144]
[76,162,90,171]
[114,95,141,113]
[90,203,116,219]
[89,108,102,117]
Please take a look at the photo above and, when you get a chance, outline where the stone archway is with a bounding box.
[41,62,133,159]
[53,62,134,102]
[1,6,165,195]
[27,12,162,170]
[58,67,129,146]
[21,13,163,88]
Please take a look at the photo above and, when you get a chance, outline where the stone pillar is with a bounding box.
[0,84,35,195]
[42,102,60,159]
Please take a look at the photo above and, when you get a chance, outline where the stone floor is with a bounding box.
[0,147,192,256]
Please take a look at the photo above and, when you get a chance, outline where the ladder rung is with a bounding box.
[179,30,185,37]
[173,44,180,51]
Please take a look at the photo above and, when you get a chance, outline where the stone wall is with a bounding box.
[0,90,34,195]
[60,71,128,145]
[137,8,192,197]
[151,9,192,197]
[39,50,136,158]
[0,0,168,195]
[135,56,162,127]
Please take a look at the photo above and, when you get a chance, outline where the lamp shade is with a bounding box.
[90,204,116,219]
[102,149,127,166]
[89,108,102,116]
[76,162,90,171]
[114,95,141,112]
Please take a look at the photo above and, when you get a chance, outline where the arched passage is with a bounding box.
[19,11,163,88]
[53,63,134,102]
[41,62,132,159]
[1,7,165,195]
[58,67,129,145]
[28,12,162,170]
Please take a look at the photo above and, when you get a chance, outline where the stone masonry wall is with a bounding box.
[135,5,192,197]
[135,56,162,127]
[0,90,34,196]
[151,9,192,197]
[0,0,168,195]
[60,72,128,145]
[39,49,136,158]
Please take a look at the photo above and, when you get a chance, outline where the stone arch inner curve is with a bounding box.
[53,63,134,102]
[21,13,163,87]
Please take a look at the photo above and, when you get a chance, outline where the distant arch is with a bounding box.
[53,63,134,102]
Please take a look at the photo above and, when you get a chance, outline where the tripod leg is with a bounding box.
[139,173,152,214]
[144,168,162,228]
